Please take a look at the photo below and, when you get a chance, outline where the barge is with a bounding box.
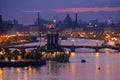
[0,60,46,67]
[40,32,70,63]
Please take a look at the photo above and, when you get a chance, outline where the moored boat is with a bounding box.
[0,59,46,67]
[41,32,70,63]
[41,49,70,63]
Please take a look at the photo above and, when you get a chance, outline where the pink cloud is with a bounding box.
[53,7,120,12]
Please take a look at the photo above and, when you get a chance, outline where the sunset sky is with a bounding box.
[0,0,120,25]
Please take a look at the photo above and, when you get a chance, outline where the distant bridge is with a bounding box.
[60,45,120,52]
[0,45,120,52]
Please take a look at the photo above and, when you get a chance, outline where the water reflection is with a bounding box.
[47,62,59,75]
[105,48,110,56]
[70,52,76,57]
[119,52,120,56]
[95,52,99,57]
[0,50,119,80]
[0,68,3,80]
[16,68,21,73]
[45,62,71,80]
[82,52,88,56]
[24,69,28,80]
[95,52,100,80]
[70,62,76,80]
[90,52,94,56]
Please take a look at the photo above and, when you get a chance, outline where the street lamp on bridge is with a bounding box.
[96,40,98,47]
[39,32,42,47]
[71,38,75,46]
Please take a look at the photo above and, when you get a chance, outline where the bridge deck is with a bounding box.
[0,45,120,51]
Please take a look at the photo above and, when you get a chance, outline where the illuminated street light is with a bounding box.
[96,40,98,46]
[71,38,75,45]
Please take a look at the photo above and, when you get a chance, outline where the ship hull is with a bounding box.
[0,60,46,67]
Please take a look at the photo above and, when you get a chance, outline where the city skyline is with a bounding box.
[0,0,120,25]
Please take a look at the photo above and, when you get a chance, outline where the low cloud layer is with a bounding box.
[53,7,120,13]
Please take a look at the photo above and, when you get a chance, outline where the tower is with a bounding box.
[75,13,78,27]
[47,32,59,50]
[64,14,72,28]
[75,13,78,24]
[37,12,40,26]
[0,15,2,24]
[13,19,18,25]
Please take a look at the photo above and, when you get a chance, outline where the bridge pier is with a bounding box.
[95,48,99,52]
[118,49,120,53]
[71,46,75,52]
[20,48,26,59]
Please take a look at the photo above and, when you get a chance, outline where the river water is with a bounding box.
[0,38,120,80]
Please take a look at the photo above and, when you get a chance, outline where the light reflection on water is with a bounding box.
[0,50,119,80]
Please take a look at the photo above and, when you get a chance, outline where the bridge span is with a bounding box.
[60,45,120,52]
[0,45,120,52]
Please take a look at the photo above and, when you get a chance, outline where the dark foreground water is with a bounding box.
[0,51,120,80]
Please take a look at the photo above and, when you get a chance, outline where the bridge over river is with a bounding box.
[60,45,120,52]
[0,33,120,52]
[0,44,120,52]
